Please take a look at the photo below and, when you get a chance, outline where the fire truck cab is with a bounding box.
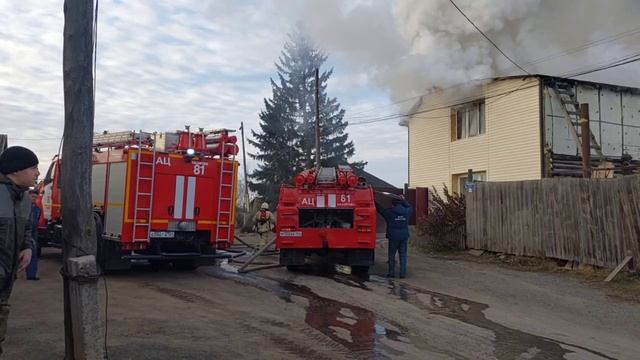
[276,166,377,273]
[39,128,239,270]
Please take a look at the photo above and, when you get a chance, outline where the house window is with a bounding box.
[452,101,485,140]
[453,171,486,193]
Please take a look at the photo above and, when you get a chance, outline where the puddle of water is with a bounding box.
[279,281,408,359]
[287,263,371,291]
[368,276,615,360]
[205,265,615,359]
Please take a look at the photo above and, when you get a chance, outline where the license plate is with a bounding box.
[279,231,302,237]
[149,231,175,238]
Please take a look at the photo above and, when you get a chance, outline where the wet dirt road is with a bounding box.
[6,240,640,359]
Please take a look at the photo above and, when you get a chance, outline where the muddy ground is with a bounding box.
[5,234,640,359]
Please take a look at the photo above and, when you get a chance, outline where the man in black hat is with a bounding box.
[0,145,39,353]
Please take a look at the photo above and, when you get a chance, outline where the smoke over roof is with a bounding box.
[285,0,640,101]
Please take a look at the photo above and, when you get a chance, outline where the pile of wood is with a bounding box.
[550,153,639,178]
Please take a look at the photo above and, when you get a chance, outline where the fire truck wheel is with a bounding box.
[149,260,169,270]
[173,260,199,271]
[351,266,369,276]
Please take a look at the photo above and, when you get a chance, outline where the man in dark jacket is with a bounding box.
[377,195,412,278]
[0,146,39,353]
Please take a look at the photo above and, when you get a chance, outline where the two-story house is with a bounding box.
[406,75,640,192]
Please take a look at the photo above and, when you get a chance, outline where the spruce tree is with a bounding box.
[248,95,301,203]
[249,27,365,203]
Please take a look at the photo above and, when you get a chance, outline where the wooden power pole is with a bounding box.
[314,68,320,168]
[240,121,250,226]
[580,103,591,178]
[62,0,104,358]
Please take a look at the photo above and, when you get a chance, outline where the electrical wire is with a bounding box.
[448,0,530,75]
[9,137,62,141]
[90,0,109,358]
[519,26,640,69]
[344,27,640,121]
[348,81,539,126]
[564,52,640,78]
[346,47,640,127]
[344,78,493,121]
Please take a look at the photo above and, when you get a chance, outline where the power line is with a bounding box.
[570,55,640,78]
[349,51,640,127]
[11,137,62,141]
[344,77,497,121]
[345,28,640,120]
[563,51,640,78]
[519,26,640,69]
[347,47,640,127]
[448,0,530,75]
[349,82,539,126]
[560,50,640,76]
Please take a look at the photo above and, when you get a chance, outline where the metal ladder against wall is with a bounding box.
[550,81,604,158]
[132,131,158,242]
[215,142,236,247]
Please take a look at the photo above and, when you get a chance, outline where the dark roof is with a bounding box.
[493,74,640,93]
[356,169,398,189]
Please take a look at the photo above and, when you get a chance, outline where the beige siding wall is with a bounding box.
[409,106,450,190]
[450,135,489,176]
[408,77,542,191]
[487,78,542,181]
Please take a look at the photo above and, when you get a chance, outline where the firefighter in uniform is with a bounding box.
[378,195,412,278]
[0,146,39,353]
[253,202,275,248]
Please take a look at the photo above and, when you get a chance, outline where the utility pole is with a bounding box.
[580,103,591,178]
[62,1,104,358]
[0,134,7,154]
[314,68,320,169]
[240,122,250,226]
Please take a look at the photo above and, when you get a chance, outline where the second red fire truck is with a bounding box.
[276,165,377,273]
[38,127,239,270]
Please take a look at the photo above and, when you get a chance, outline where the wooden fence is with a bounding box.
[466,175,640,267]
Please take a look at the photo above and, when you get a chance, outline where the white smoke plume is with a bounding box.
[285,0,640,101]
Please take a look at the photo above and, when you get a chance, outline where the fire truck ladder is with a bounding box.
[215,145,236,247]
[549,81,603,159]
[132,131,158,242]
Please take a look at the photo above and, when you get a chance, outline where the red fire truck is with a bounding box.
[38,127,239,270]
[276,165,377,273]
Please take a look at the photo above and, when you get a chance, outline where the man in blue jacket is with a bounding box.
[377,194,412,278]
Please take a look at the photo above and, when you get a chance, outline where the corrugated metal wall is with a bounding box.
[544,82,640,159]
